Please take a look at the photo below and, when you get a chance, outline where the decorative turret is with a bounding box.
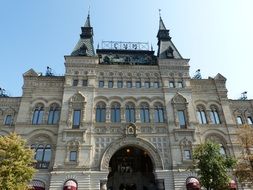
[71,13,95,56]
[157,16,182,59]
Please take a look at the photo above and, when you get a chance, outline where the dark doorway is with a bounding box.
[107,146,156,190]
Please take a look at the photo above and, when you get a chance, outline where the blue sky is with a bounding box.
[0,0,253,99]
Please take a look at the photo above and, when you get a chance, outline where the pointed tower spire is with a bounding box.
[71,12,95,56]
[84,13,91,27]
[159,16,167,30]
[157,14,182,59]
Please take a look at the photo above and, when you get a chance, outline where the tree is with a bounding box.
[0,133,36,190]
[192,141,236,190]
[234,124,253,185]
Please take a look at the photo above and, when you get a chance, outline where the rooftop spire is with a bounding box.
[71,12,95,56]
[158,9,167,30]
[84,13,91,27]
[159,16,167,30]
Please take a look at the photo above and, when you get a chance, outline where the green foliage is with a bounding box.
[0,133,36,190]
[234,125,253,185]
[192,141,236,190]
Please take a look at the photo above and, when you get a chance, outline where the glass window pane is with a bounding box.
[37,110,44,124]
[32,110,39,124]
[69,151,77,161]
[178,111,186,128]
[111,108,115,122]
[73,110,81,127]
[126,108,130,122]
[136,81,141,88]
[53,110,60,124]
[144,81,150,88]
[115,108,121,122]
[73,79,78,86]
[197,111,202,124]
[96,108,100,122]
[130,108,135,122]
[117,81,123,88]
[48,111,54,124]
[178,82,183,88]
[35,146,44,161]
[154,82,159,88]
[99,81,104,88]
[43,147,51,162]
[145,108,150,122]
[210,111,215,124]
[201,111,207,124]
[159,109,164,123]
[184,150,191,160]
[169,81,175,88]
[4,115,12,125]
[247,117,253,125]
[214,111,220,124]
[82,80,88,86]
[237,116,243,124]
[154,109,159,123]
[101,108,106,122]
[140,108,145,123]
[127,81,132,88]
[108,81,113,88]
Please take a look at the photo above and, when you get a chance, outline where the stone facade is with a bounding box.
[0,15,253,190]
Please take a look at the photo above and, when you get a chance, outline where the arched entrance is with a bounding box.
[107,146,156,190]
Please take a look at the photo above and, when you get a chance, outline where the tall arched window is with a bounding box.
[196,106,207,124]
[210,106,221,124]
[154,104,164,123]
[111,103,121,123]
[32,104,44,125]
[31,144,51,169]
[96,102,106,122]
[140,103,150,123]
[48,103,60,124]
[125,103,136,123]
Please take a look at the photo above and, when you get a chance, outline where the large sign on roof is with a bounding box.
[102,41,149,51]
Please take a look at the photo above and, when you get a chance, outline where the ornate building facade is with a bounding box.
[0,14,252,190]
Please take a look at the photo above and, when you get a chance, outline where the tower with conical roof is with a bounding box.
[71,13,95,56]
[157,16,182,59]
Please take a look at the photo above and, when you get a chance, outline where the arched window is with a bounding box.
[4,115,12,125]
[32,104,44,125]
[154,104,164,123]
[125,103,136,123]
[140,103,150,123]
[96,102,106,122]
[32,144,51,169]
[247,116,253,125]
[63,180,78,190]
[111,103,121,123]
[196,106,207,124]
[236,116,243,125]
[210,106,221,124]
[48,103,60,124]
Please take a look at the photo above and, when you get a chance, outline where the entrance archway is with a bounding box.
[107,146,156,190]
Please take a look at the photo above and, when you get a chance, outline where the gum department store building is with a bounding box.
[0,13,252,190]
